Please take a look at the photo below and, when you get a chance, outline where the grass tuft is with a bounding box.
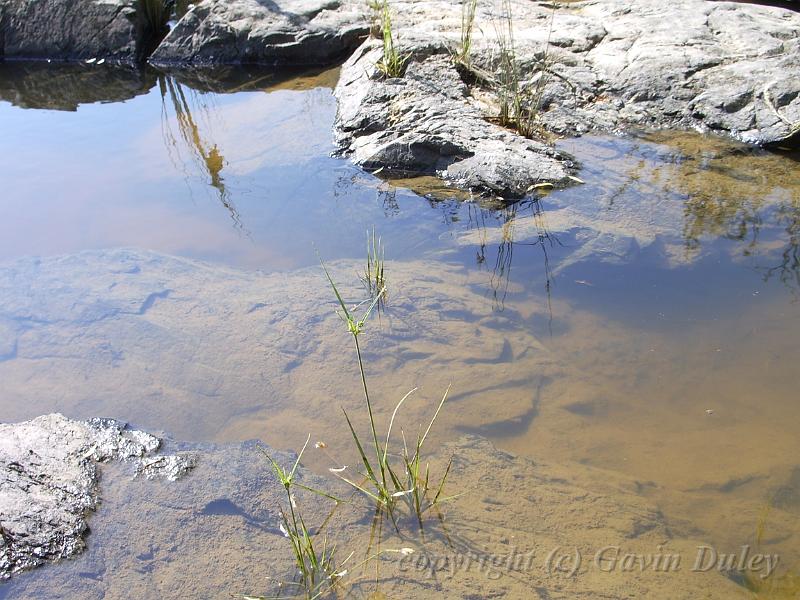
[360,228,386,306]
[319,243,454,530]
[252,437,350,600]
[490,0,556,139]
[456,0,479,66]
[375,1,410,79]
[139,0,170,35]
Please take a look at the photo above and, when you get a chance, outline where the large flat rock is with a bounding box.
[0,414,751,598]
[333,0,800,195]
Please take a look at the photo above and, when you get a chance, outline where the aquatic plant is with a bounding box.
[252,437,350,600]
[360,228,386,304]
[375,1,409,79]
[320,253,454,530]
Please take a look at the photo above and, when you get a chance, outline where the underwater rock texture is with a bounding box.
[0,420,751,598]
[149,0,368,66]
[0,0,141,62]
[0,249,785,596]
[0,414,194,579]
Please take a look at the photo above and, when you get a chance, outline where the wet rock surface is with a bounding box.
[334,42,578,197]
[0,0,142,62]
[0,414,194,580]
[149,0,368,66]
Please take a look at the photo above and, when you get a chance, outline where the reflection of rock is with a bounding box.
[0,414,193,580]
[150,0,368,66]
[161,63,340,93]
[0,0,141,62]
[1,417,749,598]
[0,62,157,110]
[334,43,578,197]
[457,131,800,275]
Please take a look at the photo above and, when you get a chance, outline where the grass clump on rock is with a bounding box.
[375,1,409,78]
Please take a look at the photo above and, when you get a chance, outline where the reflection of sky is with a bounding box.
[0,78,443,269]
[0,71,799,330]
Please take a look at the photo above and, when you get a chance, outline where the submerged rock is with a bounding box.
[149,0,368,66]
[0,0,147,63]
[0,414,194,580]
[0,420,752,599]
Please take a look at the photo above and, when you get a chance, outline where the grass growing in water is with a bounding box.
[252,437,350,600]
[375,1,409,78]
[360,228,386,303]
[320,255,454,531]
[253,241,455,597]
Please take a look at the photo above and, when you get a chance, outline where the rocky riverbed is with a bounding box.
[0,414,753,598]
[0,414,194,579]
[1,0,798,194]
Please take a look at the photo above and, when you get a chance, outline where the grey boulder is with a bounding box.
[334,42,578,198]
[0,414,194,579]
[334,0,799,196]
[149,0,369,66]
[0,0,145,62]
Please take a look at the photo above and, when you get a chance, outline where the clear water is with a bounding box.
[0,61,799,598]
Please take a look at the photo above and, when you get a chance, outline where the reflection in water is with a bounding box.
[763,201,800,296]
[466,199,559,317]
[640,132,800,297]
[0,62,156,110]
[3,64,800,596]
[158,75,243,230]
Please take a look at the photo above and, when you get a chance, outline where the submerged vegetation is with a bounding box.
[321,259,454,530]
[360,228,386,303]
[253,438,349,600]
[257,238,455,597]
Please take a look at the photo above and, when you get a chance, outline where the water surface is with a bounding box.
[0,62,798,597]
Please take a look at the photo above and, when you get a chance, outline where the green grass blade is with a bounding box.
[342,408,379,486]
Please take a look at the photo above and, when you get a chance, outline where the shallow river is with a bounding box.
[0,62,798,598]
